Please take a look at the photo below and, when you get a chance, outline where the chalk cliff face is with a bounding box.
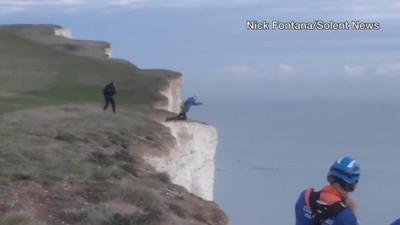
[147,121,218,200]
[157,77,183,113]
[147,78,218,201]
[104,47,112,58]
[51,27,111,58]
[54,28,72,39]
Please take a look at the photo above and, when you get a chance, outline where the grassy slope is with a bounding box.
[0,24,168,113]
[0,25,227,225]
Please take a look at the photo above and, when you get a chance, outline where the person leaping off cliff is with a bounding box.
[166,96,203,121]
[102,81,117,113]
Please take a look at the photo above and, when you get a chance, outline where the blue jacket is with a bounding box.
[391,219,400,225]
[181,97,202,113]
[295,190,358,225]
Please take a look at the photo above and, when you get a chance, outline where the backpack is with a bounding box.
[308,190,347,225]
[180,101,187,111]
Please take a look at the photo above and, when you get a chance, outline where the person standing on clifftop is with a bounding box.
[295,156,360,225]
[102,81,116,113]
[166,96,203,121]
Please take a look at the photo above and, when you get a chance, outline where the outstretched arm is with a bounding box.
[193,102,203,106]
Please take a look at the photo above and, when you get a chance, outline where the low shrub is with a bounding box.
[193,214,208,224]
[88,152,113,166]
[55,207,88,223]
[152,173,170,184]
[168,203,186,218]
[113,150,134,163]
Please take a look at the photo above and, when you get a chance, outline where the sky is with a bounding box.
[1,0,400,102]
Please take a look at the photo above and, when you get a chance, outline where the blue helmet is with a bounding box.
[327,156,360,185]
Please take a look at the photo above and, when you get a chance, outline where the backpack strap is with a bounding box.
[309,190,347,225]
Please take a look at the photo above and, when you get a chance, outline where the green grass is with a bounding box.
[193,214,208,224]
[168,203,187,218]
[55,207,89,224]
[106,186,160,211]
[102,211,162,225]
[0,25,168,114]
[0,105,166,184]
[0,215,28,225]
[0,213,45,225]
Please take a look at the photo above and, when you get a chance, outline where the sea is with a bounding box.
[191,98,400,225]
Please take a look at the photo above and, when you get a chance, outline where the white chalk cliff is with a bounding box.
[146,77,218,201]
[54,28,72,39]
[157,77,183,113]
[104,47,112,58]
[52,27,112,58]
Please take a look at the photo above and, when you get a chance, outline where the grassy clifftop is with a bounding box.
[0,24,174,113]
[0,25,227,225]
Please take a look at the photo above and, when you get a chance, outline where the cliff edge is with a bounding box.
[149,76,218,200]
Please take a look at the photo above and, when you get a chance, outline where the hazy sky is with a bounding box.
[1,0,400,100]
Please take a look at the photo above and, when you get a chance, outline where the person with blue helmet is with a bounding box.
[295,156,360,225]
[166,96,203,121]
[391,219,400,225]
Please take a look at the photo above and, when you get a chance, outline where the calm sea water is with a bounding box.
[192,98,400,225]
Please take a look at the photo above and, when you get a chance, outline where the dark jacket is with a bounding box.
[103,82,116,97]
